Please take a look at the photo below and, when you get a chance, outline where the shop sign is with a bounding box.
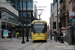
[72,19,75,22]
[61,27,66,29]
[69,12,75,17]
[12,25,15,27]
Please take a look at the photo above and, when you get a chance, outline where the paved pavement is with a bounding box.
[46,40,75,50]
[0,37,75,50]
[46,37,75,50]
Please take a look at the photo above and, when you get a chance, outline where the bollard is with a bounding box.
[60,37,64,43]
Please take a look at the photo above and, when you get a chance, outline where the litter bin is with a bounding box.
[60,27,66,43]
[67,26,74,45]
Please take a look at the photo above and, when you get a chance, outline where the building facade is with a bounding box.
[50,3,54,33]
[6,0,33,37]
[60,0,69,27]
[69,0,72,25]
[58,0,61,34]
[53,0,69,34]
[53,0,57,31]
[0,0,18,38]
[50,14,54,33]
[33,4,37,19]
[71,0,75,26]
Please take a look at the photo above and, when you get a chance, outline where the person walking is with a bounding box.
[16,32,19,39]
[52,31,58,42]
[60,31,64,43]
[11,33,12,40]
[56,31,58,42]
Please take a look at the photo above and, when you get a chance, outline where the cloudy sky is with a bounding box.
[33,0,53,25]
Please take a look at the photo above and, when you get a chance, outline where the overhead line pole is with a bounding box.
[37,9,43,20]
[57,0,58,31]
[26,1,29,42]
[22,0,25,44]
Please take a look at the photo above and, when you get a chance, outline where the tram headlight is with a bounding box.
[43,34,45,36]
[34,35,36,36]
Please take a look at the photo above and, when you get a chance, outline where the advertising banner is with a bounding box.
[3,30,8,37]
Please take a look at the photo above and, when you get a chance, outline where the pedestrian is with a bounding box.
[56,31,58,42]
[17,34,18,39]
[14,35,15,38]
[50,33,52,40]
[57,34,60,42]
[60,31,64,43]
[11,33,12,40]
[52,31,58,42]
[16,32,19,39]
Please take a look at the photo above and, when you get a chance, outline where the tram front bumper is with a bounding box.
[32,37,47,41]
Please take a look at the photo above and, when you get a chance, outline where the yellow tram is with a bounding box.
[31,20,47,42]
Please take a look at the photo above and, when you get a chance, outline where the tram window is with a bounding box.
[33,24,44,33]
[43,24,47,33]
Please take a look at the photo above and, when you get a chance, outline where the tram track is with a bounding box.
[44,42,50,50]
[19,42,44,50]
[33,42,44,50]
[19,43,34,50]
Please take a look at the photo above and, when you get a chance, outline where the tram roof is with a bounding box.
[31,20,47,24]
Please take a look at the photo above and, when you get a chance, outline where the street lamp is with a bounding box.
[22,0,25,44]
[26,1,29,42]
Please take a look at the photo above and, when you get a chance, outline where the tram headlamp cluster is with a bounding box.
[43,34,44,36]
[34,35,36,36]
